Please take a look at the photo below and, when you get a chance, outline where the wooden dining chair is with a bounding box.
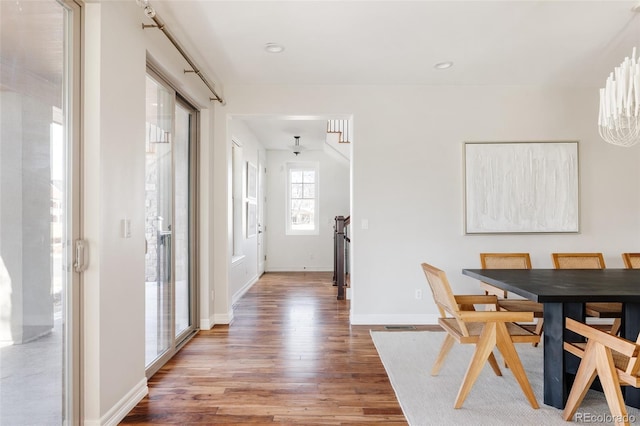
[563,318,640,425]
[551,253,622,335]
[622,253,640,269]
[479,253,532,298]
[421,263,540,409]
[552,252,606,269]
[480,253,544,346]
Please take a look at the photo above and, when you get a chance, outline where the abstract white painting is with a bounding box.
[464,142,579,234]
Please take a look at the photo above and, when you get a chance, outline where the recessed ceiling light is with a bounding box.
[434,61,453,70]
[264,43,285,53]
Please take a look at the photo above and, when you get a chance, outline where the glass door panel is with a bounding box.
[144,75,174,367]
[174,103,191,338]
[1,0,77,423]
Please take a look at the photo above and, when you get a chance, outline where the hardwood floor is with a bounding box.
[121,272,411,425]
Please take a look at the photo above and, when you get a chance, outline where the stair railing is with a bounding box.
[327,119,351,144]
[333,215,350,300]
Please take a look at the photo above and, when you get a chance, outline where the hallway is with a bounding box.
[121,272,407,424]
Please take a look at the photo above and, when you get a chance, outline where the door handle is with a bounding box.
[165,233,171,281]
[158,231,172,281]
[73,239,89,272]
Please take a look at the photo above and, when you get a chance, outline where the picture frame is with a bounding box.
[464,141,579,234]
[247,162,257,200]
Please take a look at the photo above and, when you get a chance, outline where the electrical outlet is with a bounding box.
[415,289,423,300]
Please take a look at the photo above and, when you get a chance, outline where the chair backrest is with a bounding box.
[421,263,460,319]
[480,253,532,269]
[552,253,605,269]
[479,253,531,298]
[622,253,640,269]
[421,263,475,338]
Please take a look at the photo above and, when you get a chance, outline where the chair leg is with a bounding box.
[594,344,629,426]
[495,322,539,409]
[610,318,622,336]
[431,333,455,376]
[563,341,598,422]
[454,322,497,409]
[532,319,544,347]
[488,352,503,376]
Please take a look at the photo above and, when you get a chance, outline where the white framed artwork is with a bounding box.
[247,161,257,200]
[464,141,579,234]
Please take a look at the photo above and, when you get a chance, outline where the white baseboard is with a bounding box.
[213,311,234,325]
[232,275,259,304]
[200,317,214,330]
[85,377,147,426]
[265,266,332,272]
[350,313,439,326]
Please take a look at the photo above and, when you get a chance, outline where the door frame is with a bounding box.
[64,0,83,422]
[144,65,199,378]
[257,152,265,276]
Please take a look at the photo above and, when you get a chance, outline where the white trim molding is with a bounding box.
[213,311,235,325]
[85,377,147,426]
[200,317,214,330]
[232,275,259,305]
[266,266,332,272]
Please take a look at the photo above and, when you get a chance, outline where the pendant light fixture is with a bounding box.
[291,136,303,156]
[599,47,640,147]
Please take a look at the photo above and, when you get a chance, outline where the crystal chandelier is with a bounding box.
[599,47,640,147]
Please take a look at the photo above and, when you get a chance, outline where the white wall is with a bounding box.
[228,119,266,303]
[213,84,640,326]
[83,2,215,423]
[265,149,350,271]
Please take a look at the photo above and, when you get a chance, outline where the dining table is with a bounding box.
[461,268,640,409]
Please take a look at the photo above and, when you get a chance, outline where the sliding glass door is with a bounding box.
[174,103,194,339]
[145,74,173,366]
[0,0,80,423]
[144,70,198,374]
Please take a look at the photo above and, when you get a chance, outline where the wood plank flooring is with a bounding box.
[121,272,415,425]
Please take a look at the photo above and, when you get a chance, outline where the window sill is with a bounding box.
[285,231,320,236]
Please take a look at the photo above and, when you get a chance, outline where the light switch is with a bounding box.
[361,219,369,230]
[122,219,131,238]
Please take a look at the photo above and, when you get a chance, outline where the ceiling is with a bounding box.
[150,0,640,149]
[235,117,332,151]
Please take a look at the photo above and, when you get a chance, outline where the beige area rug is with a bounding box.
[371,331,640,426]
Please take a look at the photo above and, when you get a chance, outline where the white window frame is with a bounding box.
[231,140,244,260]
[286,162,319,236]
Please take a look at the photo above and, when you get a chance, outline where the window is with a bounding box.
[231,141,244,257]
[286,163,319,235]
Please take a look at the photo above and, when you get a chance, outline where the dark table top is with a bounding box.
[462,269,640,303]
